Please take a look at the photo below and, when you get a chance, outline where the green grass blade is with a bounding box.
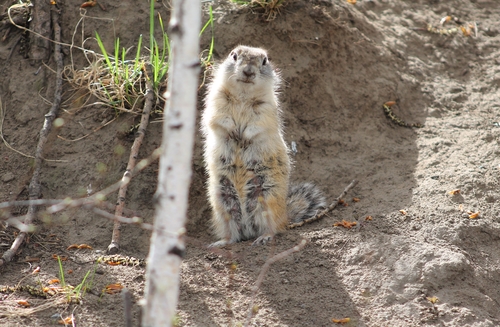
[57,256,66,288]
[149,0,155,64]
[134,34,143,72]
[207,5,214,62]
[95,32,113,71]
[114,38,120,83]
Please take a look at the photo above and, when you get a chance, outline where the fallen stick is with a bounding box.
[0,9,63,267]
[107,67,154,254]
[288,179,359,229]
[244,239,307,326]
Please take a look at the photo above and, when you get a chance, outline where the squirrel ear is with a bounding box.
[262,57,268,65]
[230,51,237,61]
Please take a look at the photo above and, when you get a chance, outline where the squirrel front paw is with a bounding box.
[252,233,274,246]
[208,239,233,248]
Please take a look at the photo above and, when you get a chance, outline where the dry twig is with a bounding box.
[245,239,307,326]
[0,9,63,267]
[107,67,155,254]
[288,179,359,229]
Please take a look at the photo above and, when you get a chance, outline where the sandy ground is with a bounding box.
[1,0,500,326]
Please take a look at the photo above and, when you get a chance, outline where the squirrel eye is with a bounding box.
[231,52,237,61]
[262,57,268,65]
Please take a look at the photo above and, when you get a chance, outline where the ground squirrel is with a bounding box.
[202,45,326,246]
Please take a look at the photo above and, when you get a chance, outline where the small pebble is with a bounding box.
[2,172,15,183]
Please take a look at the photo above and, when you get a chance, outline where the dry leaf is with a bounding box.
[365,216,373,221]
[24,257,40,263]
[80,0,96,8]
[468,211,480,219]
[77,244,93,250]
[58,317,73,325]
[104,283,124,294]
[32,266,40,274]
[427,296,439,304]
[332,317,351,324]
[399,210,407,215]
[384,101,396,107]
[440,16,452,25]
[334,220,357,229]
[352,197,360,202]
[448,189,460,195]
[67,269,74,274]
[342,202,349,207]
[338,199,345,204]
[17,300,30,307]
[458,204,464,212]
[52,254,68,261]
[44,286,64,295]
[48,279,60,285]
[346,0,356,4]
[460,25,471,36]
[66,244,79,250]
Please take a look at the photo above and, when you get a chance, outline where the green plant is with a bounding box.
[149,0,170,90]
[94,32,145,112]
[230,0,285,20]
[67,2,214,113]
[200,5,214,67]
[57,256,96,303]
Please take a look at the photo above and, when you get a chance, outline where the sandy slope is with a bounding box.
[1,0,500,326]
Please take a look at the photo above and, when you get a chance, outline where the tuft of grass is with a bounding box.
[93,32,145,113]
[230,0,285,20]
[56,256,97,303]
[66,2,214,114]
[149,0,170,91]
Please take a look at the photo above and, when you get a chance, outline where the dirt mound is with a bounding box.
[1,0,500,326]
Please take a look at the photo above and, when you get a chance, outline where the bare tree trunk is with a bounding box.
[141,0,201,326]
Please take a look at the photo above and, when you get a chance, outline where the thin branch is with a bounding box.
[0,9,63,267]
[1,199,153,234]
[92,207,153,231]
[46,148,161,214]
[244,239,307,326]
[107,66,155,254]
[288,179,359,229]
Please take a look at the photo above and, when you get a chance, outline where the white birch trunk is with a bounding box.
[142,0,201,326]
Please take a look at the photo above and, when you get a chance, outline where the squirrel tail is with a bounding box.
[287,183,326,223]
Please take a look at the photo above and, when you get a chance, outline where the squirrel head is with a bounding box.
[218,45,279,95]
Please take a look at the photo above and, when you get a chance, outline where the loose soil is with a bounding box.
[1,0,500,326]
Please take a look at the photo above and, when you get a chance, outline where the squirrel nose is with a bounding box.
[243,68,255,79]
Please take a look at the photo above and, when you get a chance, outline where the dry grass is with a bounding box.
[63,54,148,115]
